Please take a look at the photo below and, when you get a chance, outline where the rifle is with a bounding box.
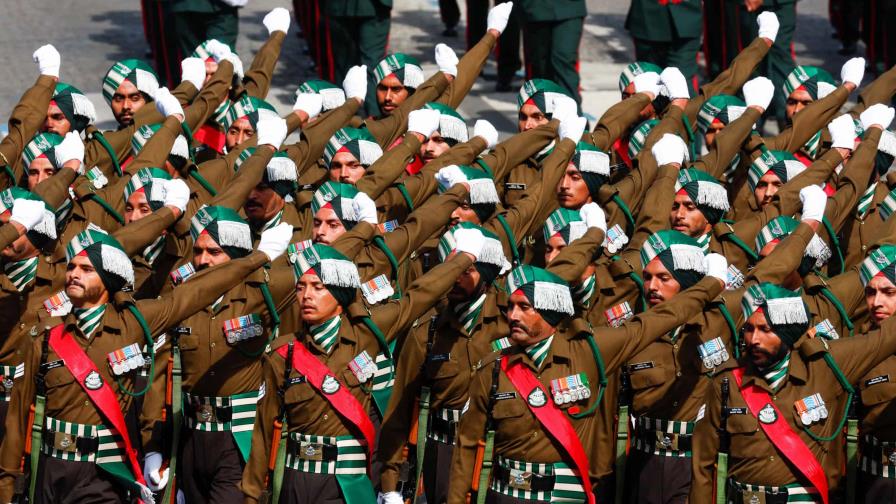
[259,341,294,504]
[715,378,731,504]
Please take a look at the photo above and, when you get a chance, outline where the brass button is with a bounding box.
[672,344,679,350]
[532,432,538,438]
[676,371,682,377]
[210,342,216,348]
[323,414,329,420]
[45,256,52,263]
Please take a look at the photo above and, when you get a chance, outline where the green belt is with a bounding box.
[40,416,137,492]
[490,455,587,503]
[727,478,820,503]
[183,389,261,461]
[284,432,374,504]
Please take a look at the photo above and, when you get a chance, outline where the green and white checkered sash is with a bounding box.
[4,257,38,291]
[427,405,465,444]
[571,275,596,308]
[142,236,165,265]
[803,131,822,160]
[0,363,24,402]
[259,209,283,233]
[695,233,711,254]
[633,415,695,457]
[860,434,896,478]
[728,479,820,503]
[525,335,553,370]
[42,415,137,488]
[310,316,340,354]
[879,186,896,221]
[857,182,879,219]
[284,433,367,475]
[762,352,791,392]
[454,293,486,335]
[491,455,587,503]
[183,389,261,432]
[73,304,106,339]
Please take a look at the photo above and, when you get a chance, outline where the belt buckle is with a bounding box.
[0,377,12,392]
[741,491,767,504]
[508,469,533,491]
[299,442,324,461]
[882,446,896,466]
[53,431,79,453]
[654,431,679,451]
[197,404,217,423]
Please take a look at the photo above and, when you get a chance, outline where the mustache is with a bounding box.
[747,344,773,358]
[510,320,529,333]
[647,290,664,301]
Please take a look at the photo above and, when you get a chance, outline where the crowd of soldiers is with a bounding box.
[0,3,895,504]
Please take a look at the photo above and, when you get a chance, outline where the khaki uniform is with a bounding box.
[0,75,56,188]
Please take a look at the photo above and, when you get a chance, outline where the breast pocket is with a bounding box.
[425,356,459,382]
[628,363,672,391]
[861,375,896,408]
[726,409,761,455]
[284,380,316,405]
[44,364,76,390]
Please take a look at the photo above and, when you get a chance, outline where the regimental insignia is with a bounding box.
[758,403,777,424]
[321,375,340,394]
[222,314,263,344]
[84,370,103,390]
[795,393,828,426]
[527,387,547,408]
[697,337,729,370]
[604,302,634,328]
[107,343,145,375]
[348,351,377,383]
[550,373,591,405]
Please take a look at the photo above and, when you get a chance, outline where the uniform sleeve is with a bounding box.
[31,166,78,210]
[364,72,451,148]
[183,59,235,131]
[436,32,497,109]
[243,31,286,99]
[0,75,56,186]
[0,223,21,251]
[207,145,276,211]
[296,99,363,169]
[626,162,680,250]
[240,350,287,502]
[355,133,423,199]
[546,227,604,283]
[125,116,184,177]
[584,93,652,151]
[83,126,135,178]
[0,337,39,502]
[446,360,491,504]
[830,316,896,385]
[111,207,179,256]
[749,221,816,285]
[851,64,896,116]
[772,147,844,217]
[140,329,170,454]
[763,86,850,152]
[823,127,880,231]
[170,80,200,106]
[479,121,559,184]
[688,374,722,503]
[693,107,763,180]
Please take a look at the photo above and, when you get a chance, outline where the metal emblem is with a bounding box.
[758,403,777,424]
[661,435,672,449]
[321,375,340,394]
[2,378,13,390]
[198,404,214,422]
[527,387,546,408]
[59,434,72,449]
[84,370,103,390]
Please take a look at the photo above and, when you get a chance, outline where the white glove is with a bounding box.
[377,492,404,504]
[453,227,485,260]
[408,109,441,138]
[550,95,579,124]
[32,44,60,78]
[294,92,324,120]
[258,223,294,261]
[860,103,896,130]
[633,71,660,97]
[218,0,249,6]
[222,53,244,80]
[651,133,688,166]
[660,67,689,100]
[263,7,291,35]
[204,39,231,62]
[828,114,858,150]
[799,185,828,222]
[473,119,499,148]
[143,452,169,492]
[742,76,774,110]
[840,57,866,87]
[343,65,368,102]
[578,202,607,232]
[352,193,378,224]
[435,44,459,77]
[559,116,587,142]
[162,178,190,212]
[9,199,46,232]
[180,57,206,90]
[703,253,728,283]
[487,2,514,34]
[757,11,780,42]
[436,165,465,190]
[154,87,184,119]
[54,131,84,165]
[255,117,288,148]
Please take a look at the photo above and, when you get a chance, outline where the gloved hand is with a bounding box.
[154,87,184,120]
[255,117,288,148]
[258,223,294,261]
[180,57,206,90]
[435,165,465,190]
[551,95,579,124]
[407,109,441,138]
[633,71,660,98]
[742,76,774,110]
[435,43,459,77]
[204,39,231,62]
[840,57,866,88]
[9,199,47,232]
[343,65,368,102]
[352,192,378,224]
[828,114,858,150]
[860,103,896,130]
[143,452,169,492]
[163,178,190,212]
[473,119,499,148]
[757,11,780,42]
[294,92,324,120]
[54,131,84,166]
[32,44,60,78]
[487,2,514,34]
[222,52,244,80]
[660,67,689,100]
[651,133,688,166]
[579,202,607,232]
[263,7,291,35]
[559,115,587,142]
[703,253,728,283]
[799,185,828,222]
[377,492,404,504]
[453,227,485,261]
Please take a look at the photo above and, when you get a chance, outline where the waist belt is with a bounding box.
[0,364,24,402]
[183,389,261,433]
[40,416,126,466]
[489,455,586,503]
[427,406,462,445]
[860,434,896,478]
[284,433,367,476]
[632,416,694,457]
[727,478,820,504]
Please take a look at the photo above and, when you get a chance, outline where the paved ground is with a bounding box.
[0,0,866,137]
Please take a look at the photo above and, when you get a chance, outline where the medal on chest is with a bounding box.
[809,319,839,340]
[361,274,394,305]
[348,351,377,383]
[697,337,729,370]
[43,291,72,317]
[378,220,399,233]
[758,403,777,424]
[794,393,828,426]
[604,224,629,254]
[550,373,591,405]
[726,264,745,290]
[169,263,196,286]
[222,314,263,344]
[604,302,633,328]
[107,343,146,376]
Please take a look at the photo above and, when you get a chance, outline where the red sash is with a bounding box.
[275,343,376,468]
[500,358,595,504]
[193,124,226,154]
[405,155,424,176]
[793,151,813,167]
[47,325,147,496]
[612,138,632,169]
[732,367,829,504]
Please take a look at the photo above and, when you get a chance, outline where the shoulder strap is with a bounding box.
[88,129,123,177]
[495,214,521,266]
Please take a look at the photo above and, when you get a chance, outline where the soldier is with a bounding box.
[625,0,702,91]
[519,0,586,104]
[101,59,161,129]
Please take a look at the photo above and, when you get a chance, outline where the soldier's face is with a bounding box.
[785,89,814,121]
[622,82,657,122]
[65,255,109,307]
[507,290,556,346]
[111,80,146,127]
[44,102,71,136]
[743,310,787,369]
[1,232,39,262]
[753,172,783,208]
[245,184,284,224]
[420,131,450,162]
[226,118,256,150]
[557,165,592,209]
[544,235,567,264]
[703,121,726,149]
[313,207,346,245]
[297,273,343,324]
[192,232,231,270]
[518,103,548,132]
[866,275,896,327]
[328,152,365,184]
[376,75,408,115]
[27,158,56,190]
[448,253,483,301]
[204,59,218,85]
[449,203,480,227]
[670,193,711,238]
[643,257,681,307]
[125,190,153,224]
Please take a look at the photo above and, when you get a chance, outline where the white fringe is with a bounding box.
[805,234,832,267]
[100,244,135,287]
[669,244,706,273]
[766,297,809,325]
[817,82,837,99]
[404,65,424,89]
[532,281,574,315]
[319,259,361,288]
[320,88,346,110]
[216,220,252,251]
[135,68,159,98]
[71,94,97,125]
[339,197,359,223]
[148,179,166,203]
[439,116,468,142]
[171,136,189,160]
[567,221,587,243]
[467,179,500,204]
[34,210,57,240]
[266,157,298,182]
[695,181,730,210]
[879,131,896,157]
[577,150,610,176]
[478,236,509,268]
[726,105,746,122]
